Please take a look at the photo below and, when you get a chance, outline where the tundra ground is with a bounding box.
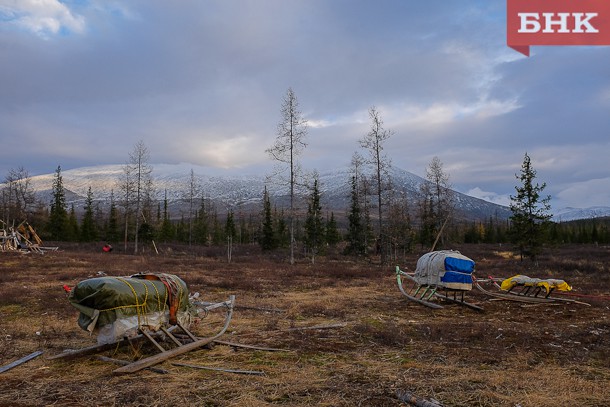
[0,244,608,406]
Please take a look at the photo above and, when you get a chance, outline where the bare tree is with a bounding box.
[118,161,135,252]
[183,169,201,247]
[360,107,393,263]
[421,156,453,250]
[120,140,154,254]
[350,152,365,205]
[2,167,36,224]
[266,87,308,265]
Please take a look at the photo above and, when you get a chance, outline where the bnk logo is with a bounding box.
[507,0,610,56]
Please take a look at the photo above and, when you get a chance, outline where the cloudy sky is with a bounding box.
[1,0,609,210]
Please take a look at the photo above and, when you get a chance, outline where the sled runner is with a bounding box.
[396,250,483,311]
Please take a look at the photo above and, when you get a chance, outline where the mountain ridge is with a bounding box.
[7,163,608,221]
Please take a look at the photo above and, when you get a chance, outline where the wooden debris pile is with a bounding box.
[0,220,57,253]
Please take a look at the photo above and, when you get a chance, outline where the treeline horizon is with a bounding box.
[2,165,609,256]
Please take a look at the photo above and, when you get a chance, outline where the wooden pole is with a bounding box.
[0,351,43,374]
[430,216,449,252]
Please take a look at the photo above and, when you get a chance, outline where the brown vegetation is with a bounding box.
[0,244,608,406]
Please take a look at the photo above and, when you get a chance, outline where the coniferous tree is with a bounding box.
[175,216,187,243]
[260,187,276,251]
[275,208,289,248]
[325,212,341,247]
[67,204,79,241]
[304,178,324,263]
[418,194,436,249]
[211,210,223,245]
[225,209,236,240]
[105,191,120,243]
[158,191,175,243]
[509,153,552,263]
[193,198,209,245]
[47,165,69,240]
[80,187,97,242]
[345,176,366,255]
[225,209,236,262]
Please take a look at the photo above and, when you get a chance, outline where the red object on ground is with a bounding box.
[62,285,72,293]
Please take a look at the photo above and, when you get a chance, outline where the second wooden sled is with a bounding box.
[396,250,483,311]
[473,275,589,306]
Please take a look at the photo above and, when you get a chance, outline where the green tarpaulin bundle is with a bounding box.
[68,273,195,344]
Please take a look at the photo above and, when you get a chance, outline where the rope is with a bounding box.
[96,278,169,329]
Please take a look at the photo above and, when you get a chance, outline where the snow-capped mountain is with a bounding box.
[552,207,610,222]
[16,163,512,221]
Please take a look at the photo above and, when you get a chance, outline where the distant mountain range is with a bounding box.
[551,207,610,222]
[9,164,609,222]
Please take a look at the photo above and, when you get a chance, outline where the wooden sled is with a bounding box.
[396,266,483,311]
[50,295,235,374]
[474,276,589,306]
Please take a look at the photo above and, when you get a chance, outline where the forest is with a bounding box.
[2,161,609,261]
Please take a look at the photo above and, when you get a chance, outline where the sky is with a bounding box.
[1,0,609,210]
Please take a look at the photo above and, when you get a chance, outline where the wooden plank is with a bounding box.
[113,331,220,374]
[0,350,43,374]
[96,356,169,374]
[160,327,183,347]
[177,322,198,342]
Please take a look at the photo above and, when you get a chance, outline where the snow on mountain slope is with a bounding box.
[3,163,530,221]
[552,207,610,222]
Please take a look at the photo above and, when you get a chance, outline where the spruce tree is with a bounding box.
[260,187,276,251]
[80,187,97,242]
[509,153,552,262]
[225,209,236,240]
[275,208,288,248]
[193,198,209,245]
[304,178,324,262]
[325,212,341,247]
[345,176,366,255]
[47,165,69,240]
[105,191,120,243]
[158,191,175,242]
[67,204,79,241]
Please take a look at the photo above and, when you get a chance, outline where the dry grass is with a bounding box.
[0,244,609,406]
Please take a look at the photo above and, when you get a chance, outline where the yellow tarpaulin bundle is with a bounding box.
[500,275,572,294]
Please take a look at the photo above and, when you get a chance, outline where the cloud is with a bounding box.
[0,1,608,211]
[0,0,85,37]
[554,177,610,209]
[465,187,511,207]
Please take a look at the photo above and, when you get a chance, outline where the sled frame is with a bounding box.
[396,266,483,311]
[49,296,235,373]
[474,277,589,305]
